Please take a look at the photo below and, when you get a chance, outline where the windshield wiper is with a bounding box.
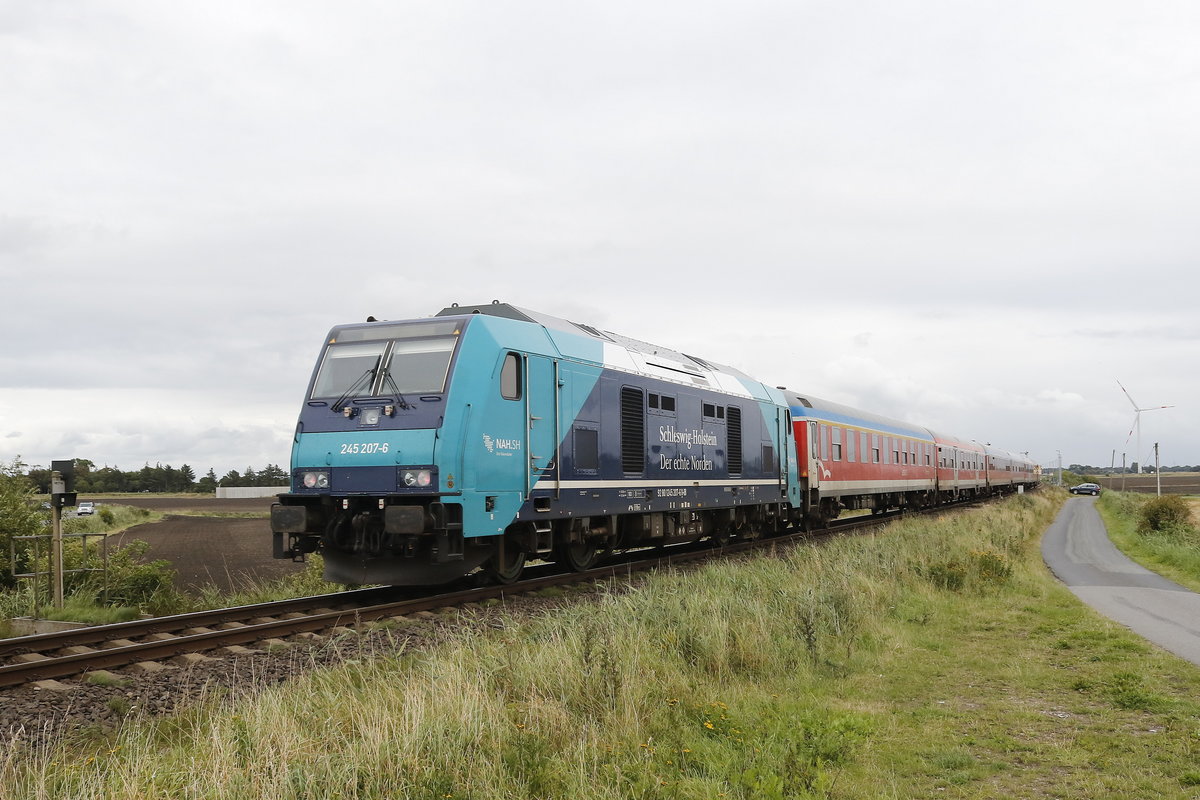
[332,367,376,412]
[380,369,414,410]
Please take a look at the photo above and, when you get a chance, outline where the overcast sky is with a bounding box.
[2,1,1197,479]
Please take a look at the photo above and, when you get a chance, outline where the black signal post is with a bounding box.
[50,459,76,608]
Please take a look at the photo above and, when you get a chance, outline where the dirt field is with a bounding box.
[1093,474,1200,495]
[95,495,307,594]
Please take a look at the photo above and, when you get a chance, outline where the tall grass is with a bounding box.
[6,490,1200,798]
[189,556,342,610]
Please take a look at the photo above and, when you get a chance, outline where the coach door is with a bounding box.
[525,355,560,498]
[808,422,821,491]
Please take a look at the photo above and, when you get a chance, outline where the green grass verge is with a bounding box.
[5,491,1200,798]
[1096,492,1200,594]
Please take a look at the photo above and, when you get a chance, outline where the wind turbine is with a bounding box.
[1117,379,1173,473]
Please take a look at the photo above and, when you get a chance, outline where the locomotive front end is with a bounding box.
[271,317,482,585]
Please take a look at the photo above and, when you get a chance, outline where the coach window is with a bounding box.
[500,353,521,400]
[873,447,881,464]
[810,423,819,458]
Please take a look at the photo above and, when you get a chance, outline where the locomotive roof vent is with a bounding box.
[436,302,536,322]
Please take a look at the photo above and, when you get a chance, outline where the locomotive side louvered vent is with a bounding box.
[620,387,645,474]
[727,406,743,475]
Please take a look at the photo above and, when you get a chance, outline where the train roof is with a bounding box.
[783,391,934,440]
[436,301,773,400]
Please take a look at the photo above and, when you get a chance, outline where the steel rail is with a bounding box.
[0,585,401,659]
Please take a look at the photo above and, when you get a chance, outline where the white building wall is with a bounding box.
[216,486,289,499]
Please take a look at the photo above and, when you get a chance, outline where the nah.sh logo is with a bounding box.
[483,434,521,453]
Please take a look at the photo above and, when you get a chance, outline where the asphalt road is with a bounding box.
[1042,496,1200,668]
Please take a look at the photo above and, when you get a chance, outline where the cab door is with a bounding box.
[525,354,560,497]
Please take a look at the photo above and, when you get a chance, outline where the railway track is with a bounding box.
[0,500,977,691]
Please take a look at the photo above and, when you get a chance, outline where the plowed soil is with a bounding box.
[1094,474,1200,494]
[96,495,306,594]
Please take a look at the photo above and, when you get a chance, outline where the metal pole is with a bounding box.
[1121,454,1126,492]
[51,502,64,609]
[1155,443,1161,496]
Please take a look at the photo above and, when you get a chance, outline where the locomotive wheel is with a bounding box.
[555,540,599,572]
[485,541,526,584]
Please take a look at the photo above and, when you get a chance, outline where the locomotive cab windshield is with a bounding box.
[311,320,462,402]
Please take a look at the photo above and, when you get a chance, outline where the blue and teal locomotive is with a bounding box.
[271,302,799,585]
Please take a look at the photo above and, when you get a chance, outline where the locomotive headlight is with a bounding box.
[402,469,432,488]
[302,471,330,489]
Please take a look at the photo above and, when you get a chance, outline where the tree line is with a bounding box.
[21,459,289,494]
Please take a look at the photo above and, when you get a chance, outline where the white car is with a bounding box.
[77,501,95,515]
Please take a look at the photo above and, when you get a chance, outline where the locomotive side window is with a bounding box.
[762,443,776,475]
[500,353,522,400]
[574,427,599,472]
[649,393,677,415]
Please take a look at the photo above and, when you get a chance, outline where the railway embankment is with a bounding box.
[5,489,1200,797]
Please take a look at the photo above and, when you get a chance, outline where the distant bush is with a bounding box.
[68,539,184,614]
[1138,495,1193,535]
